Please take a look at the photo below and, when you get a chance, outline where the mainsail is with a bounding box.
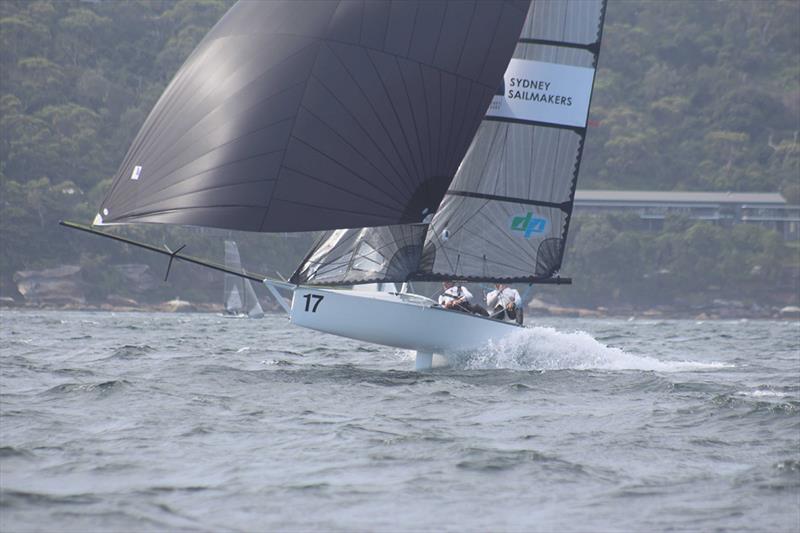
[293,0,607,285]
[94,0,529,233]
[224,240,265,318]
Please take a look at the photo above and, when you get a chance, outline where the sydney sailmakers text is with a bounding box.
[487,59,595,128]
[508,79,572,107]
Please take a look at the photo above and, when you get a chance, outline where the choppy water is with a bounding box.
[1,309,798,532]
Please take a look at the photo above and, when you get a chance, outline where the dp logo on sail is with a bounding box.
[511,212,548,238]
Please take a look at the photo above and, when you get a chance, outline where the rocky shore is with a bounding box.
[2,295,798,321]
[525,298,800,321]
[3,264,797,320]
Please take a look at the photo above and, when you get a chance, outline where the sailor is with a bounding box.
[487,283,523,325]
[439,281,488,316]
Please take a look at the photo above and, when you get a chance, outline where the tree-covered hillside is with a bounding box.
[584,0,799,199]
[0,0,798,309]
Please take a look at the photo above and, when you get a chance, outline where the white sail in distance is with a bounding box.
[224,240,264,318]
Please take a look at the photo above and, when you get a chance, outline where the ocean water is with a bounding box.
[1,309,798,532]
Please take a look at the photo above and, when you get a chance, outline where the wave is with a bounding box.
[0,490,100,507]
[713,391,799,416]
[455,326,731,372]
[735,389,796,399]
[0,446,34,459]
[455,447,584,473]
[42,380,131,396]
[101,344,156,361]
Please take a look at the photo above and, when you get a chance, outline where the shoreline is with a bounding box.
[2,300,797,321]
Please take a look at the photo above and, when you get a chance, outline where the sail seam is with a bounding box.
[358,0,365,47]
[119,174,283,215]
[445,81,478,176]
[132,80,308,200]
[112,205,281,221]
[418,63,434,192]
[297,95,412,199]
[359,47,419,193]
[317,46,418,197]
[475,2,506,90]
[119,38,319,198]
[105,38,320,209]
[269,196,399,221]
[287,121,408,210]
[438,195,493,275]
[112,39,222,195]
[408,1,421,60]
[430,1,448,79]
[453,1,478,90]
[345,45,419,193]
[256,4,344,231]
[395,55,429,198]
[440,75,459,182]
[363,48,425,194]
[277,159,407,214]
[115,119,296,213]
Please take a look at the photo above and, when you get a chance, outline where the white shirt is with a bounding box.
[438,285,473,306]
[486,287,521,309]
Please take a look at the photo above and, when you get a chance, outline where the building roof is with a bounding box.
[574,190,789,205]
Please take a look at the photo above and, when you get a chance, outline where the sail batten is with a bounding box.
[446,190,571,211]
[97,0,529,234]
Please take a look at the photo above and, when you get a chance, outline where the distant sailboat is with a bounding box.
[223,241,264,318]
[65,0,607,369]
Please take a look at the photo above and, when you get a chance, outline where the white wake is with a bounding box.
[453,326,731,372]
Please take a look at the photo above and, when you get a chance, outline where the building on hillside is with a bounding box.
[573,190,800,240]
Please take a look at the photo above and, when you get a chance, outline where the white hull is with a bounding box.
[288,287,521,359]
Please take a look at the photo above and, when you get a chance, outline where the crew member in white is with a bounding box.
[486,283,523,325]
[439,281,488,316]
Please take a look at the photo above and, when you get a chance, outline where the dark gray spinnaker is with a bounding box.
[95,0,529,233]
[293,0,607,286]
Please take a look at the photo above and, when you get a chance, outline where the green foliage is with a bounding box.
[550,215,795,308]
[583,0,800,193]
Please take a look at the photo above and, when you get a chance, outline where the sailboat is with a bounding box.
[223,240,264,318]
[64,0,607,369]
